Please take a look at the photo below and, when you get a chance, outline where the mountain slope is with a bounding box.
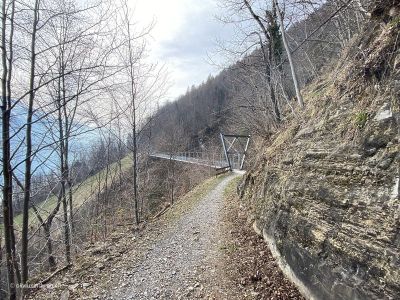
[239,3,399,299]
[12,156,132,229]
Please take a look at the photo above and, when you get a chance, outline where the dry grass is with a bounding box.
[161,174,227,222]
[214,175,305,299]
[12,156,133,229]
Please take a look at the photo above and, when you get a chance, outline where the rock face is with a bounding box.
[239,5,400,300]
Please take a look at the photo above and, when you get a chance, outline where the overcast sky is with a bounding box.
[131,0,233,101]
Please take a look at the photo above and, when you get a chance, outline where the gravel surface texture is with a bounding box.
[111,174,238,299]
[27,173,304,300]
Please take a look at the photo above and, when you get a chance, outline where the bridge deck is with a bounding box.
[149,153,229,169]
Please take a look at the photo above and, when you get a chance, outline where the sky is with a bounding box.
[130,0,233,101]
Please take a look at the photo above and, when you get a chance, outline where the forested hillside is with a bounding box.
[149,0,368,149]
[1,0,398,299]
[238,1,400,299]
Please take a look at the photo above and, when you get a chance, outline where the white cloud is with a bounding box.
[129,0,232,101]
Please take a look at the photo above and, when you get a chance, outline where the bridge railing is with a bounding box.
[227,153,242,170]
[150,151,244,170]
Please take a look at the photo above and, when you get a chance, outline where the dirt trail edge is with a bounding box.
[112,173,239,299]
[28,172,304,300]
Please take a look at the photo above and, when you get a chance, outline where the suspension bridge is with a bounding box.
[149,133,250,174]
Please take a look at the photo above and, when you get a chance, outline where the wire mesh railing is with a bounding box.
[150,151,244,170]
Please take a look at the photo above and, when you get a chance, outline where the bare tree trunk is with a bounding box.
[261,40,280,122]
[57,74,71,264]
[117,119,123,186]
[32,204,59,271]
[0,230,2,298]
[44,224,56,271]
[6,0,21,288]
[63,97,74,234]
[61,139,71,265]
[59,38,72,263]
[125,6,140,226]
[274,0,304,108]
[119,0,162,226]
[171,163,175,204]
[1,0,17,297]
[21,0,40,285]
[132,123,139,225]
[244,0,281,122]
[68,179,73,230]
[103,134,111,238]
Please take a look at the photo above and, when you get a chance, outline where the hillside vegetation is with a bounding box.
[1,0,398,299]
[239,2,399,299]
[12,156,133,229]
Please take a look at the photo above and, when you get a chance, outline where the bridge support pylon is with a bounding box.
[220,133,251,171]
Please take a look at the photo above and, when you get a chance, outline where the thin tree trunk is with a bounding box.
[132,125,139,225]
[0,230,2,298]
[7,0,20,286]
[60,41,72,263]
[32,205,59,271]
[63,97,74,234]
[44,224,56,271]
[21,0,40,285]
[1,0,17,297]
[171,162,175,204]
[125,11,140,226]
[118,121,123,186]
[274,0,304,107]
[57,74,71,264]
[9,190,20,286]
[68,181,73,230]
[61,136,71,265]
[266,43,280,122]
[244,0,281,122]
[103,135,111,238]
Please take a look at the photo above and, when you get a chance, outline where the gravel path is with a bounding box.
[112,173,239,299]
[27,172,304,300]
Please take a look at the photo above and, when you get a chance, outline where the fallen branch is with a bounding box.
[41,264,72,285]
[116,223,135,226]
[152,203,171,219]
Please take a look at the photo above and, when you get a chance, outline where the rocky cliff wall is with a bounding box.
[239,3,400,299]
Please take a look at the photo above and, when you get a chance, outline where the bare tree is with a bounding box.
[117,0,165,225]
[21,0,40,285]
[1,0,17,296]
[0,0,122,291]
[243,0,283,121]
[273,0,304,107]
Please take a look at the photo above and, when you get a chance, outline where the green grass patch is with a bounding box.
[389,15,400,27]
[162,175,228,222]
[309,86,326,99]
[223,175,241,198]
[12,155,133,230]
[354,111,368,129]
[219,242,238,253]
